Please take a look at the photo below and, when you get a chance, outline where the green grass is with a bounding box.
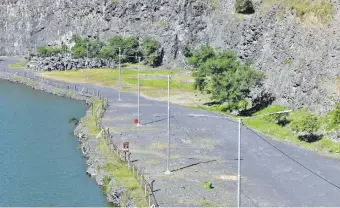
[241,105,340,158]
[198,104,340,158]
[8,59,27,69]
[41,65,195,101]
[81,99,147,207]
[262,0,335,23]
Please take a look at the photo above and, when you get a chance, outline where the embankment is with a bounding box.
[0,68,147,207]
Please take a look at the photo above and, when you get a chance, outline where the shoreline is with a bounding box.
[0,69,136,207]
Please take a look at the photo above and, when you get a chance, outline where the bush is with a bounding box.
[188,46,264,111]
[258,105,289,126]
[37,46,63,57]
[289,109,319,135]
[235,0,255,14]
[71,35,103,59]
[330,103,340,128]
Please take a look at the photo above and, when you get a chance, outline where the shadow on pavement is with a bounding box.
[171,159,217,172]
[143,116,174,125]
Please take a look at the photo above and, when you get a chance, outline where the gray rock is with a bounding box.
[87,167,97,177]
[2,0,340,113]
[25,53,115,71]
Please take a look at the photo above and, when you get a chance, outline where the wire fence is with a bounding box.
[0,68,158,207]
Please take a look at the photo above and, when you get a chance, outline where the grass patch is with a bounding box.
[100,145,147,207]
[262,0,335,23]
[41,66,194,99]
[241,105,340,158]
[199,104,340,158]
[8,59,27,69]
[81,99,147,206]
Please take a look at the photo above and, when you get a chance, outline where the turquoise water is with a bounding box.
[0,80,107,206]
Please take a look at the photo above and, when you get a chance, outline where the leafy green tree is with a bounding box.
[71,35,103,59]
[188,46,264,111]
[37,46,63,57]
[142,37,161,67]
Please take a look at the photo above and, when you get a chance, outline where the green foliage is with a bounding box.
[263,0,334,23]
[284,59,293,65]
[71,35,103,59]
[319,103,340,131]
[182,45,193,58]
[68,117,79,126]
[289,109,319,134]
[188,46,264,111]
[255,105,289,126]
[235,0,255,14]
[101,176,112,194]
[141,37,161,67]
[41,35,161,67]
[210,0,219,10]
[37,46,63,57]
[330,103,340,128]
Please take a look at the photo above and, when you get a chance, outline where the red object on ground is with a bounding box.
[134,119,139,125]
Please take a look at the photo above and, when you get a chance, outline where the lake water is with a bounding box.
[0,80,107,206]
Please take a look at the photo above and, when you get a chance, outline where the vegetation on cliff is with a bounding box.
[37,35,162,67]
[187,46,264,112]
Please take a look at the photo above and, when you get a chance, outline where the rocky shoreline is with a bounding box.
[0,70,132,207]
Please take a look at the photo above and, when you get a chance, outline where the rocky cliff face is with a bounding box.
[1,0,340,113]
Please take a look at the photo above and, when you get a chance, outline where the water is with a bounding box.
[0,80,107,206]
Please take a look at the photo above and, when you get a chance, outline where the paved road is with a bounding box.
[2,58,340,207]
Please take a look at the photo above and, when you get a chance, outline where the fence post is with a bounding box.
[133,165,135,177]
[145,184,147,197]
[140,173,143,185]
[128,153,131,169]
[148,194,151,207]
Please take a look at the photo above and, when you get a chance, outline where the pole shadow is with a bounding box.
[142,116,174,125]
[171,159,217,172]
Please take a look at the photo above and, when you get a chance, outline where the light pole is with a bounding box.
[118,47,122,101]
[237,118,242,208]
[188,110,292,207]
[165,75,171,175]
[86,42,89,81]
[137,56,141,126]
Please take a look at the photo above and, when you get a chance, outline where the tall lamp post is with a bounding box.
[189,110,292,207]
[165,75,171,175]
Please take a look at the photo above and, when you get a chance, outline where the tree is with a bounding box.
[71,35,103,59]
[142,37,161,67]
[37,46,63,57]
[188,46,264,111]
[235,0,255,14]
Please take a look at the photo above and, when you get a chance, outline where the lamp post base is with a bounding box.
[164,170,171,175]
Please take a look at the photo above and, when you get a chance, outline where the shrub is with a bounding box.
[37,46,63,57]
[235,0,255,14]
[330,103,340,128]
[188,46,264,111]
[289,109,319,134]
